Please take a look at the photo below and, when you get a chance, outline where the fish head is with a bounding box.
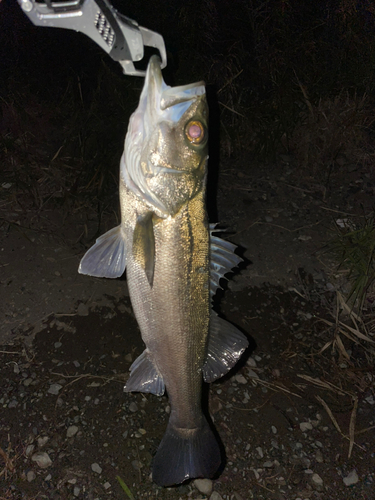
[122,55,209,217]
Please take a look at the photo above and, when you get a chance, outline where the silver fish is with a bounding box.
[78,55,248,486]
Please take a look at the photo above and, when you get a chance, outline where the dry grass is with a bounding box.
[289,91,375,178]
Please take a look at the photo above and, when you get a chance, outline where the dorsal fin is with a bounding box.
[210,224,242,299]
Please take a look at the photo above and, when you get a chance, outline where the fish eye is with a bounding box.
[185,120,205,144]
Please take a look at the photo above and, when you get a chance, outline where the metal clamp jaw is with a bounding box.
[17,0,167,77]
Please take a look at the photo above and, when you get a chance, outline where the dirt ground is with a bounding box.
[1,134,375,499]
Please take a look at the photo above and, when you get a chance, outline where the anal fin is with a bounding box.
[203,311,248,383]
[124,349,165,396]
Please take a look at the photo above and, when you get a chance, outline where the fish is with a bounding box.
[78,55,248,487]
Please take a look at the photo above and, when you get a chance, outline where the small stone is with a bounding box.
[246,369,259,379]
[246,357,257,368]
[194,478,213,495]
[315,450,324,463]
[124,353,132,362]
[104,482,111,490]
[256,447,263,458]
[31,452,52,469]
[91,463,102,474]
[23,378,33,386]
[37,436,49,447]
[8,399,18,408]
[44,474,52,481]
[263,461,274,468]
[235,374,247,384]
[25,444,35,457]
[27,470,36,482]
[54,342,62,349]
[300,422,313,432]
[131,460,143,470]
[67,425,79,438]
[343,469,359,486]
[73,360,80,367]
[311,473,324,491]
[129,402,138,413]
[77,303,89,316]
[271,425,277,434]
[47,384,62,395]
[73,486,80,497]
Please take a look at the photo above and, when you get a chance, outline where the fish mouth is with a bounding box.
[123,56,206,217]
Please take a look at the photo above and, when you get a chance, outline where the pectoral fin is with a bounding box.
[78,225,127,278]
[203,311,248,383]
[132,212,155,287]
[124,349,165,396]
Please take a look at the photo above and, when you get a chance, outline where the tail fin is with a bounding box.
[152,418,221,487]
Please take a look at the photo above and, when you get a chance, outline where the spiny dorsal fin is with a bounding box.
[133,212,155,287]
[210,223,242,299]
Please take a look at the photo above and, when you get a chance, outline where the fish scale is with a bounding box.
[79,55,248,486]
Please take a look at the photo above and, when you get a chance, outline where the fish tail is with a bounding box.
[152,418,221,487]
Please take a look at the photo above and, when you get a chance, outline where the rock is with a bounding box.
[37,436,49,447]
[104,482,111,490]
[235,374,247,384]
[129,402,138,413]
[27,470,36,482]
[31,452,52,468]
[271,425,277,434]
[73,486,80,497]
[67,425,79,438]
[263,461,274,468]
[77,303,89,316]
[246,357,257,368]
[300,422,313,432]
[209,491,223,500]
[315,450,324,463]
[343,469,359,486]
[48,384,62,395]
[246,369,259,379]
[194,478,213,495]
[131,460,143,471]
[25,444,35,457]
[311,473,324,491]
[256,446,264,458]
[91,463,102,474]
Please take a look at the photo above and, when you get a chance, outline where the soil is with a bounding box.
[1,110,375,499]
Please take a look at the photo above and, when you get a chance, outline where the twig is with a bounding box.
[316,395,365,451]
[298,374,352,397]
[254,378,302,399]
[218,101,245,117]
[348,396,358,458]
